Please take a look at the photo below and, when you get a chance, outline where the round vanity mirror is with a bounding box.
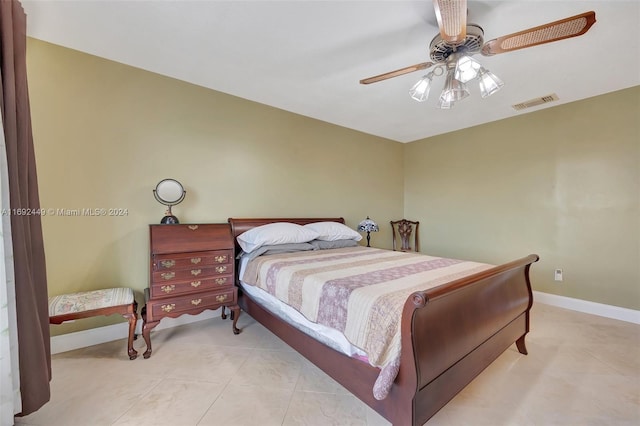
[153,179,186,224]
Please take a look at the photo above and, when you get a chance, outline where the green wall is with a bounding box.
[27,38,639,337]
[405,86,640,310]
[26,39,404,335]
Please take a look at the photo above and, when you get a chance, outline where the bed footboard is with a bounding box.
[397,254,538,425]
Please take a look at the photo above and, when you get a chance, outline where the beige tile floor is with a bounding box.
[15,303,640,426]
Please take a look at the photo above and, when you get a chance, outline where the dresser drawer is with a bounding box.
[150,224,233,254]
[152,264,231,283]
[153,250,232,271]
[149,288,236,318]
[150,275,233,298]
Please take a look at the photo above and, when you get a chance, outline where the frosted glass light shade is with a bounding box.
[440,69,469,103]
[437,97,455,109]
[454,55,482,83]
[409,74,433,102]
[478,69,504,98]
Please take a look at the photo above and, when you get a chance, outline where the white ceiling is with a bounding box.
[22,0,640,143]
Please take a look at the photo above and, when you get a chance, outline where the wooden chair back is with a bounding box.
[390,219,420,252]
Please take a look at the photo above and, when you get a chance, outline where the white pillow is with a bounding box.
[237,222,320,253]
[303,221,362,242]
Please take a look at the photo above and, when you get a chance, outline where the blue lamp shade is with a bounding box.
[358,216,378,247]
[358,216,379,232]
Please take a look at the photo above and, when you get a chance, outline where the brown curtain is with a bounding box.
[0,0,51,416]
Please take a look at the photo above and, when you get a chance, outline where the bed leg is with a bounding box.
[516,335,528,355]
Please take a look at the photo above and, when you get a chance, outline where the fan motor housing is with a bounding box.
[429,24,485,63]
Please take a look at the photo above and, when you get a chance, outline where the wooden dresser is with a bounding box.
[141,223,240,358]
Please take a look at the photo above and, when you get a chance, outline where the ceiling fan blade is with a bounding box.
[481,11,596,56]
[433,0,467,44]
[360,62,434,85]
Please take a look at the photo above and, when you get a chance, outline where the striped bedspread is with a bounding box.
[241,246,493,399]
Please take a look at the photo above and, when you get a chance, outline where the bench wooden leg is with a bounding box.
[124,300,138,360]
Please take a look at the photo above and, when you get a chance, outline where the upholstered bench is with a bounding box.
[48,287,139,360]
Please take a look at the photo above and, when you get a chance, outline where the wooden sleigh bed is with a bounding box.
[228,217,538,425]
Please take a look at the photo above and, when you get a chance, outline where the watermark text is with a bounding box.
[1,208,129,217]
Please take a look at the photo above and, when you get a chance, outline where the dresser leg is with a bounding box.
[231,305,241,334]
[141,304,160,359]
[142,320,159,359]
[221,306,227,320]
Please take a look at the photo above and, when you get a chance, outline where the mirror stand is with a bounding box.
[160,206,179,224]
[153,178,186,224]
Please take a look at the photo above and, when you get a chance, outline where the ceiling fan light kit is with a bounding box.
[361,1,596,110]
[408,53,495,108]
[414,53,495,108]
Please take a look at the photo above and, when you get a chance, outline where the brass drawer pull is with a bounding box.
[161,304,175,313]
[161,272,175,280]
[215,277,227,285]
[191,299,202,306]
[191,269,202,276]
[214,255,227,263]
[215,265,227,274]
[191,280,201,288]
[191,257,202,264]
[216,294,227,303]
[188,225,199,231]
[161,259,176,268]
[161,285,175,293]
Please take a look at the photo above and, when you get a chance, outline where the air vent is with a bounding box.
[512,93,559,111]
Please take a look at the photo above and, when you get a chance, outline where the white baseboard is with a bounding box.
[52,293,639,354]
[50,310,217,355]
[533,291,640,325]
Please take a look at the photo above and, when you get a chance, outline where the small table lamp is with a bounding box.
[358,216,379,247]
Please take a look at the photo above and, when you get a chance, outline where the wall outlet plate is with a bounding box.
[554,269,563,281]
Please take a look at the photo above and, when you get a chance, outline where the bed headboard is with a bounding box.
[227,217,345,252]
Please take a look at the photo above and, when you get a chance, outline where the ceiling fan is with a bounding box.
[360,0,596,108]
